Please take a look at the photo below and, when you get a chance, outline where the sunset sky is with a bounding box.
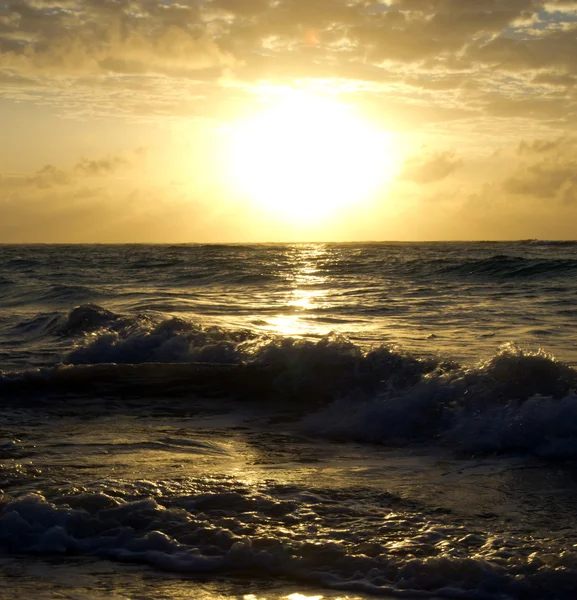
[1,0,577,242]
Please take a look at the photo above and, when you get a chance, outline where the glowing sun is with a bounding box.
[229,92,399,221]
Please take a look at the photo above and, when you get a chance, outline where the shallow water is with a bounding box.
[2,394,577,599]
[1,242,577,598]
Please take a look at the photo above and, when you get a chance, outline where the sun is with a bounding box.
[228,92,400,222]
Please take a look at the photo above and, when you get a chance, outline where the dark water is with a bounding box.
[1,242,577,599]
[2,241,577,369]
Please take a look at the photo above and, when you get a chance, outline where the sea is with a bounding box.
[1,241,577,600]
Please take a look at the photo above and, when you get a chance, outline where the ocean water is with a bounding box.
[1,241,577,599]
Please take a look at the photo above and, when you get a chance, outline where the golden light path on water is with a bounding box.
[260,244,414,354]
[266,245,334,338]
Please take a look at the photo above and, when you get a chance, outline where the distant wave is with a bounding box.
[40,284,97,302]
[4,285,98,307]
[235,273,280,285]
[520,239,577,247]
[12,313,62,337]
[437,255,577,279]
[4,257,40,269]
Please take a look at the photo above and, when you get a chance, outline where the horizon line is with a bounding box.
[1,239,575,245]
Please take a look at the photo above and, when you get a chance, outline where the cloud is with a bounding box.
[503,160,577,201]
[0,1,238,77]
[401,151,462,184]
[353,0,543,64]
[4,151,137,189]
[1,0,576,125]
[75,155,131,176]
[467,25,577,75]
[518,136,577,155]
[4,2,577,242]
[503,136,577,202]
[29,164,71,189]
[0,148,201,242]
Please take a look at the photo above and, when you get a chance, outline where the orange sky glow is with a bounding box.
[1,0,577,242]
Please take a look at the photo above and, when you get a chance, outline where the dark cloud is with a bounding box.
[0,0,558,78]
[532,71,577,88]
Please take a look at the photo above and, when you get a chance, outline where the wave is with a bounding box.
[3,257,40,269]
[303,345,577,459]
[51,305,435,402]
[0,339,433,404]
[2,286,99,309]
[65,309,258,366]
[40,284,97,302]
[1,483,577,599]
[126,259,185,270]
[234,273,280,285]
[60,303,120,334]
[520,239,577,247]
[3,305,577,459]
[12,312,63,337]
[437,255,577,279]
[0,362,249,397]
[56,306,576,394]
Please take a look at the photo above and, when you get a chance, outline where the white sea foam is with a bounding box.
[1,479,576,600]
[302,345,577,458]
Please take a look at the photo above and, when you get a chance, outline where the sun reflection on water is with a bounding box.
[267,244,332,337]
[266,314,316,336]
[287,288,326,310]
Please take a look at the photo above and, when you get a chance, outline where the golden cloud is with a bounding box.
[401,151,463,184]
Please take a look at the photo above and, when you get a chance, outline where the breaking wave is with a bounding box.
[303,345,577,458]
[1,481,577,599]
[3,305,577,459]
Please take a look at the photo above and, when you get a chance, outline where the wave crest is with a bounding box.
[303,345,577,458]
[4,305,577,458]
[438,255,577,279]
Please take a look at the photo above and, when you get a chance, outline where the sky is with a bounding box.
[1,0,577,242]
